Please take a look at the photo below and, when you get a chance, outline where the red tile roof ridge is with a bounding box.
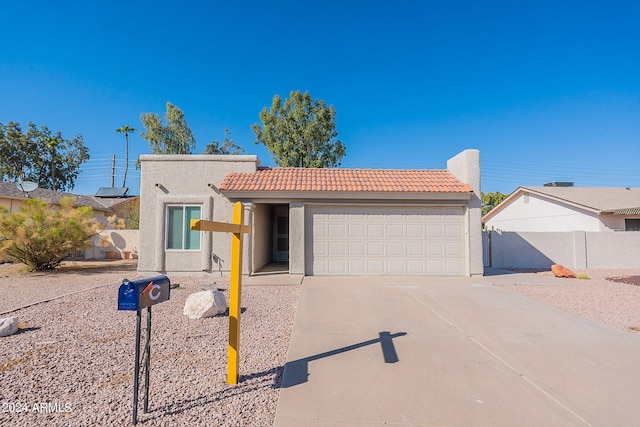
[221,167,472,193]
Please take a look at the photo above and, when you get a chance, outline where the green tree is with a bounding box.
[0,197,98,271]
[204,128,245,155]
[0,122,89,191]
[251,90,346,167]
[140,102,196,155]
[116,125,136,187]
[481,191,508,215]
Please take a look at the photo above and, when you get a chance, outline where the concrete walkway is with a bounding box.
[274,275,640,426]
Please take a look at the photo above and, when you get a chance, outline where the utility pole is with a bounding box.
[111,154,116,187]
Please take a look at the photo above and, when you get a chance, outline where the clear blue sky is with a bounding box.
[1,1,639,196]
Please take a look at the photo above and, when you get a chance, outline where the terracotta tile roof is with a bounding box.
[220,168,473,193]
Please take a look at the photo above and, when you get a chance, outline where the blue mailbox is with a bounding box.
[118,275,171,311]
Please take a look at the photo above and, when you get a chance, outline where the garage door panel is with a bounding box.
[367,259,385,274]
[348,260,365,274]
[368,242,385,256]
[328,241,346,256]
[349,224,365,238]
[426,242,443,256]
[388,224,404,238]
[445,224,462,238]
[388,242,404,256]
[407,242,424,256]
[407,259,425,274]
[425,214,444,223]
[328,259,346,274]
[367,224,385,238]
[426,260,445,274]
[426,224,443,238]
[446,242,463,256]
[328,224,345,238]
[388,260,404,274]
[313,241,327,256]
[313,224,326,238]
[406,224,423,238]
[312,259,326,274]
[306,206,465,276]
[348,241,365,256]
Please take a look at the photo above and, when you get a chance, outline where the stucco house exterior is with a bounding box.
[138,149,483,277]
[483,186,640,232]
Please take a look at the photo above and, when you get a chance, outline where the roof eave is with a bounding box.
[220,189,472,202]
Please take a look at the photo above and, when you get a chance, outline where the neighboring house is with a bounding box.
[0,182,120,259]
[483,186,640,232]
[0,182,113,222]
[138,149,483,277]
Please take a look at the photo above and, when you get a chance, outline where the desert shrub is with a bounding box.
[0,197,98,271]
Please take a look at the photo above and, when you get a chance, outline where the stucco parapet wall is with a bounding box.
[139,154,260,164]
[221,190,472,202]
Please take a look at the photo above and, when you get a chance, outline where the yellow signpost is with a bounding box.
[190,201,251,385]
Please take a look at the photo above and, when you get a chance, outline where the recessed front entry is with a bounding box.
[274,207,290,261]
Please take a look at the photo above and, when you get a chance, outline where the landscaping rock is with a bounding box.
[0,316,19,337]
[552,264,576,278]
[183,290,227,319]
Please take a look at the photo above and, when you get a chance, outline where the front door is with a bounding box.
[273,207,289,261]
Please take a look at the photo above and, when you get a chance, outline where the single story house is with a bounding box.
[0,182,114,222]
[483,186,640,232]
[138,149,483,277]
[0,182,142,258]
[0,182,127,259]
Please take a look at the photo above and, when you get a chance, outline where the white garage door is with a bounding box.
[305,206,466,276]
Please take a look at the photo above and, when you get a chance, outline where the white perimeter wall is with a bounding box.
[486,230,640,269]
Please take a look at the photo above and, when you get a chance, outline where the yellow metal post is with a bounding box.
[189,201,250,385]
[228,202,243,385]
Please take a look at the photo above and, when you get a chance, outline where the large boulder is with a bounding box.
[0,316,19,337]
[183,290,228,319]
[551,264,576,278]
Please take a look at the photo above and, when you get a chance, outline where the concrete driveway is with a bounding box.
[274,275,640,426]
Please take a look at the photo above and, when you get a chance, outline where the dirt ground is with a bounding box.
[0,259,139,314]
[0,259,138,278]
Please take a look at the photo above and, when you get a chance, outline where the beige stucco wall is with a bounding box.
[447,149,483,276]
[91,229,140,259]
[138,155,258,276]
[289,202,305,275]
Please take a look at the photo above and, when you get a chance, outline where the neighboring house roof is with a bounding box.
[95,196,138,209]
[0,182,112,211]
[221,168,473,193]
[483,186,640,222]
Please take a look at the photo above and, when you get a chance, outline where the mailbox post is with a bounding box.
[118,275,171,425]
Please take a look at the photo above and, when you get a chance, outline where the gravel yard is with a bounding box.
[0,262,299,427]
[496,269,640,334]
[3,262,640,426]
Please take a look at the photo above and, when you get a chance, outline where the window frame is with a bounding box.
[165,204,202,250]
